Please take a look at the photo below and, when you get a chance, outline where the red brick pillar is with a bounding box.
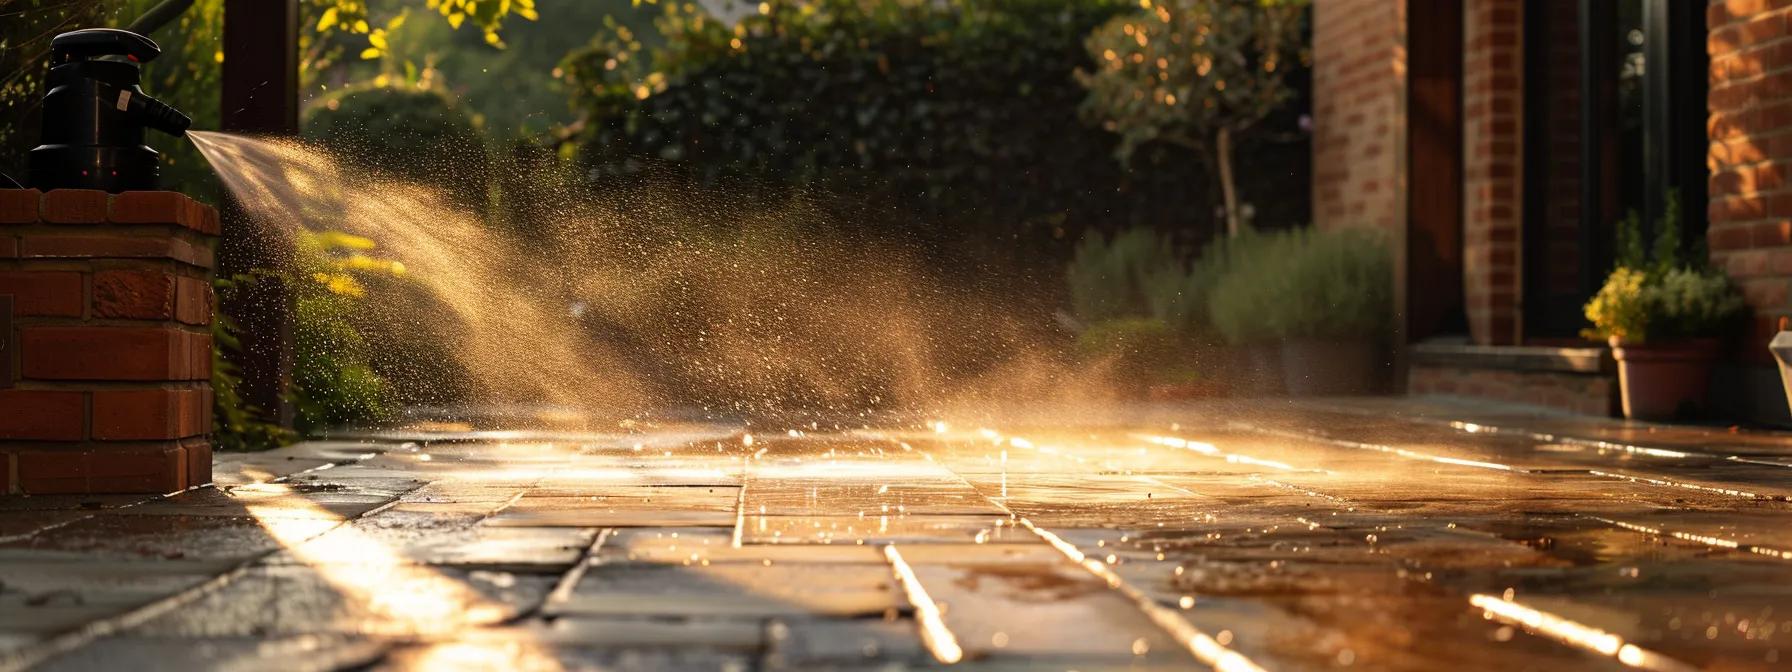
[0,189,216,494]
[1462,0,1525,345]
[1310,0,1406,233]
[1709,2,1792,364]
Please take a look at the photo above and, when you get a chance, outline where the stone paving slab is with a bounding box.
[0,514,338,562]
[3,399,1791,671]
[551,562,903,618]
[130,565,555,638]
[764,617,929,668]
[30,635,387,672]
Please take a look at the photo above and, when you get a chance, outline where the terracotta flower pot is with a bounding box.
[1280,338,1379,396]
[1609,337,1719,421]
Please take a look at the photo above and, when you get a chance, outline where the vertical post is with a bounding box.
[1640,0,1707,245]
[220,0,299,428]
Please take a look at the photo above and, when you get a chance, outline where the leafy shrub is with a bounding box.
[1067,228,1180,323]
[1584,188,1745,344]
[1143,265,1209,335]
[559,0,1268,273]
[1207,227,1392,344]
[210,295,296,452]
[287,231,405,434]
[1583,267,1746,344]
[304,84,491,211]
[211,230,405,448]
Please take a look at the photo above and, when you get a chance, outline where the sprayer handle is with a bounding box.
[50,29,161,64]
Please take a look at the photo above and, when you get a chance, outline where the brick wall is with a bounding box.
[1409,365,1615,417]
[0,189,216,494]
[1462,0,1525,345]
[1709,0,1792,364]
[1311,0,1405,233]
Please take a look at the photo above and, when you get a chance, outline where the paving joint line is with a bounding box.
[1016,517,1265,672]
[0,459,428,672]
[934,429,1263,671]
[1136,433,1706,671]
[538,528,615,619]
[0,446,381,545]
[1300,399,1792,468]
[882,543,963,665]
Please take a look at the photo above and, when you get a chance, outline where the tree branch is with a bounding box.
[126,0,195,36]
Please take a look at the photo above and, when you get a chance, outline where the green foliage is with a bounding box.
[1582,266,1649,344]
[1075,0,1308,161]
[1207,227,1392,344]
[287,231,406,434]
[1616,189,1705,274]
[1074,317,1201,387]
[562,0,1235,269]
[304,83,492,209]
[212,231,404,446]
[1067,228,1180,323]
[1076,0,1308,233]
[364,0,657,139]
[1587,188,1742,344]
[1583,267,1746,344]
[304,0,538,76]
[211,282,298,452]
[1142,263,1209,334]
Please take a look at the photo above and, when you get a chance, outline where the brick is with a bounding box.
[1767,247,1792,274]
[188,331,213,381]
[0,271,83,317]
[174,275,212,326]
[92,269,176,320]
[15,444,186,494]
[110,191,218,235]
[1743,13,1785,43]
[183,438,211,487]
[92,388,205,440]
[1755,220,1792,248]
[1710,137,1767,166]
[20,326,190,381]
[1711,224,1757,251]
[1729,250,1772,277]
[0,390,86,441]
[1743,278,1790,308]
[41,189,108,224]
[20,234,212,268]
[0,189,38,224]
[1760,162,1788,191]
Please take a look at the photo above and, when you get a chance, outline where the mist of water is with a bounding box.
[189,131,1114,426]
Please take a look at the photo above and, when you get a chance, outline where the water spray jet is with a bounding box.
[27,28,192,193]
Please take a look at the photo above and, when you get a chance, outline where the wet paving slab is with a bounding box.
[1,399,1790,670]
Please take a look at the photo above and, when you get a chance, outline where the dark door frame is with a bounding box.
[1521,0,1708,341]
[1405,0,1466,344]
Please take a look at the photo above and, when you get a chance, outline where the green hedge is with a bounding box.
[304,84,491,211]
[561,0,1283,273]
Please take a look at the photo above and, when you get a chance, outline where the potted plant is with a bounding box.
[1204,230,1285,394]
[1208,227,1392,395]
[1583,199,1748,420]
[1065,229,1210,397]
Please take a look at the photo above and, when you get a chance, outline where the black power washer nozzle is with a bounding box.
[27,28,192,193]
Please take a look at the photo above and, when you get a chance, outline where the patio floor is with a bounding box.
[1,397,1788,671]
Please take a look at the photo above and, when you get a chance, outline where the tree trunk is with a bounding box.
[1217,127,1241,237]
